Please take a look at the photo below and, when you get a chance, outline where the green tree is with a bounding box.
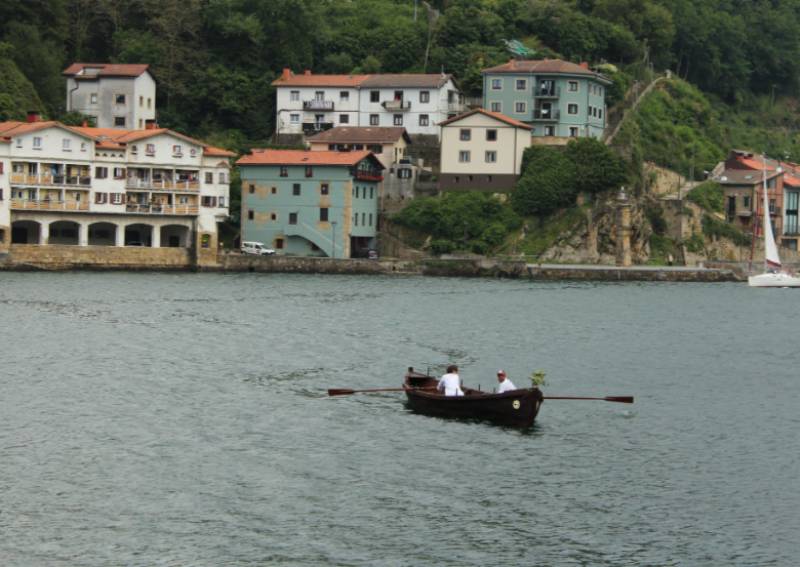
[565,138,628,195]
[512,147,577,216]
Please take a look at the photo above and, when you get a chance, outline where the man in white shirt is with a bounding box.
[496,370,516,393]
[438,364,464,396]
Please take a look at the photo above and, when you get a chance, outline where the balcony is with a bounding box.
[382,100,411,111]
[125,203,199,215]
[10,173,91,187]
[532,109,560,121]
[355,170,383,182]
[11,199,89,212]
[303,99,334,111]
[303,122,334,136]
[126,178,199,191]
[447,102,466,114]
[534,86,561,98]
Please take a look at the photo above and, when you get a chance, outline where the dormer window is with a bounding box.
[33,137,42,149]
[173,144,182,156]
[145,143,155,156]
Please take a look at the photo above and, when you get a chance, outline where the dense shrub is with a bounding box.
[687,181,723,213]
[702,214,751,246]
[512,147,577,216]
[565,138,628,195]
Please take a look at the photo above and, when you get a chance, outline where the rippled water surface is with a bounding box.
[1,272,799,566]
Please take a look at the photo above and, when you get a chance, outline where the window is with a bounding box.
[354,213,358,226]
[111,193,123,204]
[147,98,152,108]
[744,196,751,209]
[305,166,313,178]
[599,109,603,119]
[271,187,277,194]
[280,166,288,177]
[569,127,579,137]
[145,143,155,156]
[486,129,497,142]
[173,144,182,156]
[370,114,379,126]
[290,113,300,124]
[290,90,300,101]
[289,212,298,224]
[515,79,527,91]
[63,139,71,151]
[544,126,555,136]
[113,167,125,179]
[205,172,213,184]
[368,144,382,153]
[33,137,42,149]
[247,209,254,220]
[201,196,217,207]
[420,90,430,103]
[491,78,502,90]
[370,187,374,199]
[398,168,412,179]
[321,183,329,195]
[320,208,329,222]
[485,151,497,163]
[95,192,108,204]
[490,101,501,113]
[271,212,277,220]
[219,172,227,184]
[80,142,87,152]
[419,114,429,126]
[515,102,526,113]
[293,183,301,196]
[15,138,22,148]
[219,196,226,207]
[459,150,471,163]
[369,213,373,226]
[95,166,108,179]
[393,114,403,126]
[568,103,578,115]
[190,148,197,157]
[370,91,380,103]
[340,91,349,101]
[361,212,366,226]
[90,93,98,104]
[459,129,471,141]
[275,238,284,249]
[116,94,126,104]
[114,116,126,127]
[568,81,579,92]
[340,114,349,124]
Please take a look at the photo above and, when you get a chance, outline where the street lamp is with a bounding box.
[331,220,337,259]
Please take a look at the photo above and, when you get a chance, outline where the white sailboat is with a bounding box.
[748,158,800,287]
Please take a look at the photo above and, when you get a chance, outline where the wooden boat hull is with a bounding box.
[403,370,543,428]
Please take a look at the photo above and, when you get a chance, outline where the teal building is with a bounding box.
[237,149,383,257]
[482,59,611,139]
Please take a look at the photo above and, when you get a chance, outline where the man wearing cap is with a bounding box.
[496,370,516,393]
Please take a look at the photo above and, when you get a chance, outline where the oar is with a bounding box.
[328,387,435,396]
[544,395,634,404]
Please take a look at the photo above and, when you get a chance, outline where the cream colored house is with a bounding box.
[439,109,532,191]
[306,126,410,169]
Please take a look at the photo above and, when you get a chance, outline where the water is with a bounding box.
[1,273,798,566]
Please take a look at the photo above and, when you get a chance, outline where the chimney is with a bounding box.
[281,68,291,80]
[26,110,41,123]
[579,61,589,69]
[145,119,158,130]
[304,69,311,76]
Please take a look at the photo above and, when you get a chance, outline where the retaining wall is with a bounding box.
[2,244,192,270]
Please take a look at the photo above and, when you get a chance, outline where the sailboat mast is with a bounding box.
[762,156,769,273]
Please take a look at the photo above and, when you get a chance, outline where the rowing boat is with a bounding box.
[403,368,543,427]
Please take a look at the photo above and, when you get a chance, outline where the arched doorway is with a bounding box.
[160,224,190,247]
[88,222,117,246]
[48,221,80,245]
[124,224,153,246]
[11,221,41,244]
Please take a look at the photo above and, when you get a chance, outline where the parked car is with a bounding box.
[241,241,276,256]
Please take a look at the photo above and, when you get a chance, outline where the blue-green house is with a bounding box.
[237,149,383,257]
[482,59,611,139]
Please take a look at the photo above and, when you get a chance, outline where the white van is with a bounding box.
[241,241,276,256]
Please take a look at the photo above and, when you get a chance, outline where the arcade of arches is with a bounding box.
[10,217,193,248]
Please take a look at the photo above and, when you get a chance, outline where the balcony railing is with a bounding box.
[382,100,411,111]
[125,203,199,215]
[126,178,199,191]
[10,173,91,186]
[11,199,89,211]
[302,122,334,135]
[303,99,335,111]
[534,86,561,98]
[355,171,383,182]
[532,109,560,121]
[447,102,466,113]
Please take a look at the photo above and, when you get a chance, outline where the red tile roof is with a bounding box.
[0,120,96,140]
[482,59,610,83]
[438,108,533,130]
[62,63,151,78]
[237,149,382,168]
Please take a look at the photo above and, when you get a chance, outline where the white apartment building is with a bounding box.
[0,114,232,254]
[439,109,532,192]
[273,70,464,138]
[63,63,157,130]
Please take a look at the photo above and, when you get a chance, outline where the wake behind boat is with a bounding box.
[403,368,544,428]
